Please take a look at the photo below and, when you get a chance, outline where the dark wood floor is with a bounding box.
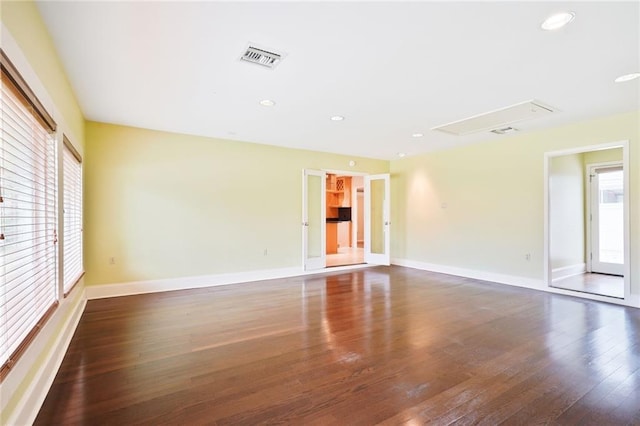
[35,266,640,425]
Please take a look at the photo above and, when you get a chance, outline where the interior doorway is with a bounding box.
[326,174,364,267]
[302,170,390,271]
[545,142,630,302]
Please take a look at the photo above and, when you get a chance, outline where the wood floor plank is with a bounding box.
[33,266,640,424]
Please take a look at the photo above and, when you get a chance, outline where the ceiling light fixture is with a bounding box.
[398,152,406,158]
[412,133,424,138]
[330,115,345,121]
[259,99,275,107]
[615,72,640,83]
[541,11,575,31]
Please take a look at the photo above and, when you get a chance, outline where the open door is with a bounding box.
[364,174,390,265]
[302,169,326,270]
[589,164,624,276]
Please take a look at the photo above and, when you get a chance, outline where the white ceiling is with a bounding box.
[36,1,639,160]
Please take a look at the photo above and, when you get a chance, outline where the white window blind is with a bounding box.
[62,138,82,294]
[1,51,58,379]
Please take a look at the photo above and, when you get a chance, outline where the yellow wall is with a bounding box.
[84,121,388,285]
[583,147,623,165]
[390,111,639,295]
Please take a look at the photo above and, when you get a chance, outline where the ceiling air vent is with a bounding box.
[240,45,283,69]
[491,126,519,135]
[432,100,557,136]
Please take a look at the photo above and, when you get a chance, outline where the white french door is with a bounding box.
[364,174,390,265]
[302,169,326,270]
[589,164,624,276]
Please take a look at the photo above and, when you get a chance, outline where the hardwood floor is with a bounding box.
[35,266,640,425]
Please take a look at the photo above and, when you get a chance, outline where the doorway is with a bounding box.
[545,142,629,301]
[326,174,364,267]
[302,170,390,271]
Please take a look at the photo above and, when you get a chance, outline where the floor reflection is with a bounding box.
[546,297,639,395]
[302,270,393,364]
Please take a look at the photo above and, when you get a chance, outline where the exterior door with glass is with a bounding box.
[589,164,624,276]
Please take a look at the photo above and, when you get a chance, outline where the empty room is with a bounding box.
[1,1,639,424]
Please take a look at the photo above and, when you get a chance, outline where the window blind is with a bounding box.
[1,52,58,379]
[62,137,82,294]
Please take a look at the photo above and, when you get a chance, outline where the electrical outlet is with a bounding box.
[525,253,531,261]
[263,249,268,256]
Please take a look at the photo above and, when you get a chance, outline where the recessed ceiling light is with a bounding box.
[330,115,345,121]
[398,152,406,158]
[412,133,424,138]
[259,99,275,107]
[541,11,575,31]
[615,72,640,83]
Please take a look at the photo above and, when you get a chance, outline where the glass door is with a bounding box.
[302,170,326,270]
[589,164,624,276]
[364,174,390,265]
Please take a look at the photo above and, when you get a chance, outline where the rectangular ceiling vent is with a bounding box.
[432,100,557,136]
[491,126,519,135]
[240,45,283,69]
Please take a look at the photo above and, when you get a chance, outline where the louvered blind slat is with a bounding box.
[62,141,82,293]
[1,57,58,378]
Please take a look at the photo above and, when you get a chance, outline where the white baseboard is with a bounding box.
[86,263,373,300]
[552,263,586,282]
[391,258,544,290]
[391,258,640,308]
[3,290,87,426]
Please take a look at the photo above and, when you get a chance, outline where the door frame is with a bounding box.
[543,140,630,303]
[586,161,624,276]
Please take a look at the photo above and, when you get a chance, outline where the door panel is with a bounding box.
[302,170,326,270]
[365,174,390,265]
[590,165,623,276]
